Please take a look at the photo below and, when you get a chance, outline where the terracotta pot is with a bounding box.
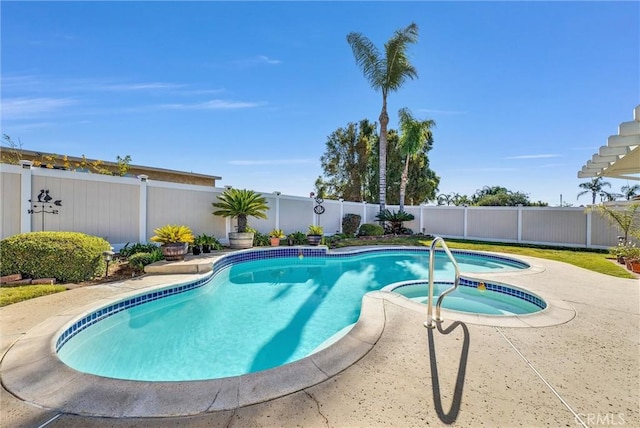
[161,243,189,261]
[270,237,281,247]
[630,260,640,274]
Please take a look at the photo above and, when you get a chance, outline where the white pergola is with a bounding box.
[578,105,640,181]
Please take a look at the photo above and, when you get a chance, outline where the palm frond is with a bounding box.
[346,32,385,90]
[384,22,419,93]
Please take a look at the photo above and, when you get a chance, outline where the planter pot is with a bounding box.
[270,237,281,247]
[307,235,322,246]
[630,260,640,273]
[202,244,211,253]
[617,256,626,264]
[229,232,254,249]
[192,245,201,256]
[161,243,189,261]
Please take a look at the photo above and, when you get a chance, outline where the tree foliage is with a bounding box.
[315,120,376,201]
[316,121,440,205]
[397,107,435,211]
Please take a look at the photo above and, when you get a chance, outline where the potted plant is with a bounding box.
[150,224,194,261]
[212,188,269,249]
[307,225,323,246]
[269,229,285,246]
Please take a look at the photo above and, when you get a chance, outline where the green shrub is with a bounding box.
[128,250,163,270]
[342,214,361,236]
[246,227,270,247]
[119,242,159,258]
[358,223,385,237]
[287,231,308,245]
[0,232,111,283]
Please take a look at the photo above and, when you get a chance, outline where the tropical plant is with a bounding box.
[246,227,270,247]
[397,107,435,212]
[437,193,454,206]
[212,188,269,233]
[150,225,194,245]
[577,177,612,205]
[269,229,285,238]
[589,202,640,244]
[119,242,159,258]
[287,231,307,245]
[621,184,640,201]
[375,209,415,234]
[308,225,324,236]
[347,22,419,211]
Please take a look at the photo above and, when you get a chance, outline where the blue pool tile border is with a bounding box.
[388,277,547,311]
[56,246,534,353]
[55,274,212,352]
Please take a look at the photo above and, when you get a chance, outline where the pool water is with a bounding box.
[57,250,533,381]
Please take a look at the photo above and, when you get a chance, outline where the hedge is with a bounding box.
[0,232,111,283]
[358,223,385,237]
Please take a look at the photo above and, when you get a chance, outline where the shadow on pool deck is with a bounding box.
[1,251,638,427]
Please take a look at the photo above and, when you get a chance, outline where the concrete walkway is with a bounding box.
[1,251,638,427]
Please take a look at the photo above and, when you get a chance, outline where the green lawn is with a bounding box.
[0,284,67,307]
[333,236,636,279]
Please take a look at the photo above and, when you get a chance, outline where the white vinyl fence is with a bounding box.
[0,162,629,250]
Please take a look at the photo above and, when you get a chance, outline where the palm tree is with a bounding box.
[621,184,640,201]
[577,177,611,205]
[347,22,419,211]
[437,193,453,206]
[397,107,435,212]
[211,188,269,233]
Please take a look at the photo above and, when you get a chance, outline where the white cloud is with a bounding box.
[1,97,76,119]
[228,159,315,166]
[257,55,281,65]
[232,55,282,67]
[503,154,561,160]
[160,99,265,110]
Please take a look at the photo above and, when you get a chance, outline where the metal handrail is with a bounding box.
[424,237,460,329]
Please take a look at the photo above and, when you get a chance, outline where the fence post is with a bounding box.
[517,205,523,242]
[586,210,592,248]
[19,160,33,234]
[463,205,468,239]
[274,192,281,230]
[420,205,424,235]
[138,175,148,242]
[362,201,367,224]
[339,198,344,233]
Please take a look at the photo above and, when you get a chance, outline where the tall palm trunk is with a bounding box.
[378,96,389,211]
[399,155,410,212]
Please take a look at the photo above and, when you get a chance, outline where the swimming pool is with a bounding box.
[56,247,540,381]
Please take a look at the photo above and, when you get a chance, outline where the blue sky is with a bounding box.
[2,1,638,206]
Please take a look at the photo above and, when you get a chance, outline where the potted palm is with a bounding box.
[269,229,285,246]
[150,224,195,261]
[212,188,269,249]
[307,225,323,246]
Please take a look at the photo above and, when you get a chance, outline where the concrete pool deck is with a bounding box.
[1,250,638,427]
